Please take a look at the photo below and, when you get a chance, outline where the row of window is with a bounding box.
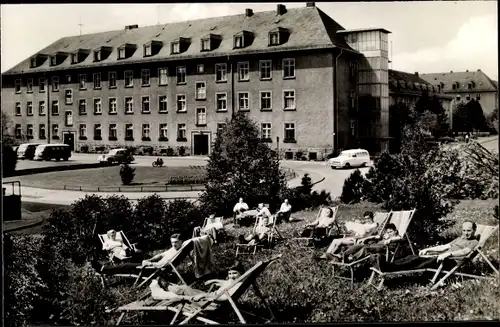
[455,94,481,102]
[452,82,478,90]
[15,122,297,142]
[14,90,297,116]
[14,59,296,93]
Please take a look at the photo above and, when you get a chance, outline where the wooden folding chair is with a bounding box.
[98,230,139,263]
[381,209,417,261]
[292,206,339,247]
[202,216,224,232]
[235,213,284,256]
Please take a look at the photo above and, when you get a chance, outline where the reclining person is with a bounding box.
[92,234,184,276]
[150,262,245,302]
[276,199,292,223]
[300,205,336,239]
[103,229,142,261]
[370,221,479,272]
[238,214,271,246]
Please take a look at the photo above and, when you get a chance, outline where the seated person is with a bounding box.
[276,199,292,223]
[238,214,271,246]
[300,205,335,239]
[371,221,479,272]
[103,229,142,261]
[233,198,249,215]
[92,234,184,276]
[150,262,245,302]
[257,203,272,220]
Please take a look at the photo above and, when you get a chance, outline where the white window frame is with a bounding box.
[15,125,22,138]
[269,32,280,45]
[141,96,150,113]
[172,42,180,54]
[284,122,296,141]
[176,66,186,84]
[78,74,87,90]
[79,99,87,114]
[234,35,243,48]
[260,91,272,111]
[125,124,134,139]
[52,124,59,137]
[108,71,117,88]
[93,72,101,89]
[39,101,46,116]
[65,89,73,105]
[283,89,296,110]
[237,61,250,81]
[142,124,150,138]
[65,110,73,126]
[109,97,117,114]
[259,60,272,80]
[51,100,59,115]
[176,94,187,112]
[283,58,296,79]
[261,123,272,140]
[124,70,134,87]
[177,123,187,139]
[118,47,126,59]
[196,107,207,126]
[215,92,228,111]
[158,68,168,85]
[125,97,134,113]
[79,124,87,137]
[195,81,207,100]
[238,92,250,111]
[93,98,102,114]
[27,78,33,93]
[109,124,117,138]
[52,76,59,91]
[144,44,152,57]
[27,101,33,116]
[159,95,168,113]
[15,79,21,93]
[15,102,22,116]
[201,39,210,51]
[197,64,205,73]
[94,124,102,138]
[141,69,150,86]
[215,63,227,82]
[39,77,46,92]
[159,123,168,138]
[27,124,34,137]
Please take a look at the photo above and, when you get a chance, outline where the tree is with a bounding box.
[2,110,17,146]
[119,164,135,185]
[486,108,498,134]
[2,141,18,177]
[453,100,488,133]
[199,112,288,216]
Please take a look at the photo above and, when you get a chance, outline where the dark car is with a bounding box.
[98,148,134,164]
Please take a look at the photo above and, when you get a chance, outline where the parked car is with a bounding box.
[17,143,42,160]
[98,148,134,164]
[328,149,370,169]
[33,144,71,161]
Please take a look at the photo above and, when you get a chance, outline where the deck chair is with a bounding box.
[98,231,139,263]
[328,211,392,288]
[202,216,224,232]
[114,254,282,325]
[292,206,340,247]
[429,224,499,290]
[235,214,284,256]
[380,209,417,261]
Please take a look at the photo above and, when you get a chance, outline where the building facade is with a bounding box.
[2,3,394,158]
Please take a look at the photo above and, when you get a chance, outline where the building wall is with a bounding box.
[449,91,497,117]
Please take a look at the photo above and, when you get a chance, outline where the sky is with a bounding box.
[1,2,498,80]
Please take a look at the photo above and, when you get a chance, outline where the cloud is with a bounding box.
[393,14,498,80]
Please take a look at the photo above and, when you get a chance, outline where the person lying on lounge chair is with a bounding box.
[370,221,479,272]
[92,234,184,276]
[103,229,143,261]
[150,262,245,302]
[238,214,270,246]
[300,205,335,239]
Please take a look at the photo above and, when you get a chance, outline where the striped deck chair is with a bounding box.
[235,213,284,256]
[114,255,282,325]
[98,231,139,263]
[328,211,392,288]
[381,209,417,261]
[293,206,340,247]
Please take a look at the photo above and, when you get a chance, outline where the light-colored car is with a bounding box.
[328,149,370,169]
[98,148,134,164]
[17,143,42,160]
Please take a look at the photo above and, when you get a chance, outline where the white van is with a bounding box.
[328,149,370,169]
[17,143,42,160]
[33,143,72,161]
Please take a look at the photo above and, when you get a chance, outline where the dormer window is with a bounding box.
[71,53,78,64]
[30,58,37,68]
[144,44,152,56]
[93,46,112,62]
[70,49,89,64]
[29,54,49,68]
[50,56,57,66]
[94,51,101,62]
[234,36,243,48]
[268,27,289,46]
[201,39,210,51]
[172,42,180,54]
[142,41,162,57]
[170,38,190,54]
[118,47,126,59]
[117,43,137,59]
[270,32,279,45]
[233,31,253,49]
[200,34,222,52]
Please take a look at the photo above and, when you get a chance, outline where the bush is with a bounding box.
[125,146,137,155]
[178,146,186,156]
[120,163,135,185]
[80,144,89,153]
[166,146,175,156]
[130,194,168,251]
[2,142,17,177]
[143,146,154,156]
[165,199,205,241]
[340,169,366,204]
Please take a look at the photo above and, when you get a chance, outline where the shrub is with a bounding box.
[80,144,89,153]
[166,146,175,156]
[143,146,154,156]
[2,142,17,177]
[178,146,186,156]
[165,199,204,241]
[340,169,366,204]
[120,163,135,185]
[130,194,168,251]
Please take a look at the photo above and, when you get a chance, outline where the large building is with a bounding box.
[2,3,395,158]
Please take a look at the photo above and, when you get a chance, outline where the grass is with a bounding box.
[3,166,206,191]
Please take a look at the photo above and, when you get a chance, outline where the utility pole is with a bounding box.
[78,16,83,36]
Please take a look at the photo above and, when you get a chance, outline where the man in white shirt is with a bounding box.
[92,234,184,276]
[276,199,292,223]
[233,198,249,215]
[301,205,336,238]
[257,203,272,220]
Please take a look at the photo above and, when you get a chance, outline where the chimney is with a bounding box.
[450,70,453,73]
[277,4,287,15]
[477,69,481,71]
[306,2,316,7]
[415,72,419,77]
[466,69,469,72]
[125,24,138,30]
[245,8,253,17]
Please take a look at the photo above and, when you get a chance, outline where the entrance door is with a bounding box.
[63,132,75,151]
[193,134,209,155]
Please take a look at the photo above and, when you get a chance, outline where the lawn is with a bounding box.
[4,166,206,191]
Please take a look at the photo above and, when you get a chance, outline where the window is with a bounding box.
[142,96,150,113]
[259,60,272,80]
[216,93,227,111]
[159,123,168,139]
[27,78,33,93]
[177,123,186,140]
[269,32,279,45]
[93,73,101,89]
[195,82,206,100]
[172,42,180,54]
[15,79,21,93]
[79,124,87,138]
[109,98,117,114]
[215,63,227,82]
[125,124,134,140]
[52,124,59,139]
[38,124,46,139]
[466,94,471,101]
[94,98,102,114]
[142,124,150,139]
[201,39,210,51]
[94,124,102,140]
[176,66,186,84]
[66,75,72,83]
[118,48,126,59]
[78,74,86,89]
[125,97,133,113]
[197,64,205,73]
[27,102,33,116]
[234,36,243,48]
[15,102,21,116]
[65,89,73,104]
[65,111,73,126]
[177,94,187,112]
[79,99,87,115]
[94,50,101,61]
[51,100,59,115]
[238,62,249,81]
[39,78,46,92]
[283,90,296,110]
[141,69,150,86]
[238,92,249,111]
[109,72,117,88]
[283,58,295,78]
[39,101,46,115]
[124,71,133,87]
[144,44,152,57]
[284,122,296,141]
[158,68,168,85]
[71,53,78,64]
[196,108,207,126]
[109,124,117,139]
[260,91,272,111]
[476,93,481,101]
[159,95,168,113]
[217,123,226,134]
[456,95,461,101]
[52,76,59,91]
[261,123,272,140]
[27,124,34,138]
[15,124,22,138]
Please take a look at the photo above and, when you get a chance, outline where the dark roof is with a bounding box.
[336,27,391,34]
[389,69,452,99]
[3,6,358,76]
[420,70,497,93]
[492,80,498,90]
